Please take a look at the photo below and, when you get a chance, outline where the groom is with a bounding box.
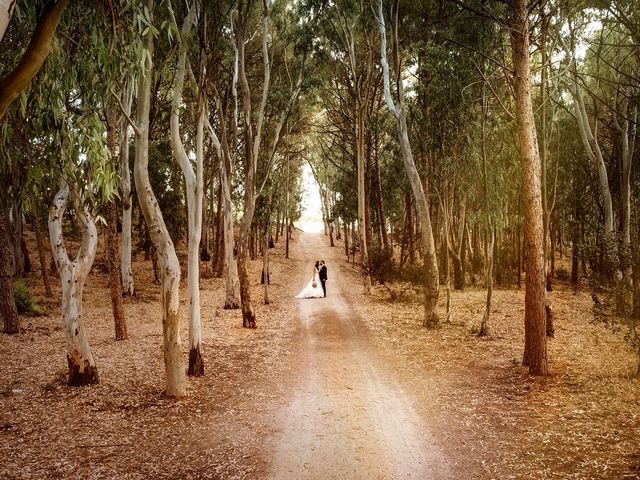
[319,260,328,297]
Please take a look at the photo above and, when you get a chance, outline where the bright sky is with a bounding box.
[298,163,324,233]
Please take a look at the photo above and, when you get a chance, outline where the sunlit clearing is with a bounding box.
[298,163,324,233]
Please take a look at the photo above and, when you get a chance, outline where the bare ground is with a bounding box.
[1,229,639,479]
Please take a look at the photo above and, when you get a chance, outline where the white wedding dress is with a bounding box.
[295,269,324,299]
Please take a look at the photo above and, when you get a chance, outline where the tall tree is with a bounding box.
[49,182,100,386]
[378,0,439,327]
[168,1,204,376]
[131,0,186,396]
[510,0,547,375]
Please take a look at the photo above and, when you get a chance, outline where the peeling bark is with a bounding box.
[134,0,186,397]
[119,84,134,297]
[48,185,99,386]
[170,4,204,377]
[378,1,439,327]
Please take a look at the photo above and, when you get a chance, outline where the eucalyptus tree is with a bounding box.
[127,0,186,396]
[562,11,614,235]
[329,0,381,293]
[48,115,117,386]
[203,0,242,310]
[443,0,547,373]
[168,1,205,376]
[0,0,69,120]
[377,0,440,327]
[230,0,306,328]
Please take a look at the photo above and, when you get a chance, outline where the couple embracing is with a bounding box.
[295,260,328,299]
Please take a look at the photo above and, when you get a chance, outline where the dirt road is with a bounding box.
[267,232,451,479]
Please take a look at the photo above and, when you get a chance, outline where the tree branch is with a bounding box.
[0,0,70,120]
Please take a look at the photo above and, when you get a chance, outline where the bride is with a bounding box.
[295,261,324,299]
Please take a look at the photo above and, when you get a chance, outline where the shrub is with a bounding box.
[399,262,424,285]
[13,280,42,316]
[555,266,570,281]
[367,245,395,284]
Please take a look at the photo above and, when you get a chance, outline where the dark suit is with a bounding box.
[319,265,328,297]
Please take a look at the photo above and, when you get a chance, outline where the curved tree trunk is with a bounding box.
[134,0,185,397]
[170,4,203,377]
[378,2,439,327]
[511,0,548,375]
[49,185,99,386]
[0,0,69,120]
[0,0,16,42]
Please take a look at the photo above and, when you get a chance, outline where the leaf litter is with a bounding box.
[2,231,640,479]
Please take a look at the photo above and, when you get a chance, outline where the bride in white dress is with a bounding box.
[295,261,324,299]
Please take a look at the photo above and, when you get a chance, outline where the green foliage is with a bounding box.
[399,262,424,286]
[13,280,42,316]
[586,231,640,373]
[367,245,395,284]
[147,141,187,243]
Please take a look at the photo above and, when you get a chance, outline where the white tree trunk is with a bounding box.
[0,0,15,43]
[48,184,99,386]
[614,97,637,247]
[205,104,241,310]
[222,157,241,309]
[378,1,439,326]
[119,85,134,296]
[169,3,203,376]
[569,70,614,233]
[134,0,185,397]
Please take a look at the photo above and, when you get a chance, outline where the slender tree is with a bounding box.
[378,0,439,327]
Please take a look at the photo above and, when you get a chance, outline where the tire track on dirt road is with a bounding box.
[266,232,451,479]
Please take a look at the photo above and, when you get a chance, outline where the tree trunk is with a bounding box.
[1,208,19,334]
[511,0,548,375]
[33,206,53,297]
[169,5,204,377]
[222,158,241,308]
[134,0,186,397]
[107,198,127,340]
[329,222,334,247]
[49,185,99,386]
[356,106,372,293]
[12,203,24,277]
[441,200,452,323]
[106,107,127,341]
[344,221,349,259]
[378,3,438,327]
[478,226,494,337]
[187,99,204,376]
[263,226,270,305]
[119,84,134,297]
[212,181,224,277]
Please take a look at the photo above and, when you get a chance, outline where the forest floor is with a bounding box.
[1,229,640,479]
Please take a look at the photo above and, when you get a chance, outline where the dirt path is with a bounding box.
[266,232,451,479]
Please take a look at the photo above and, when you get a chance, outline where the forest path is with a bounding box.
[265,232,451,479]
